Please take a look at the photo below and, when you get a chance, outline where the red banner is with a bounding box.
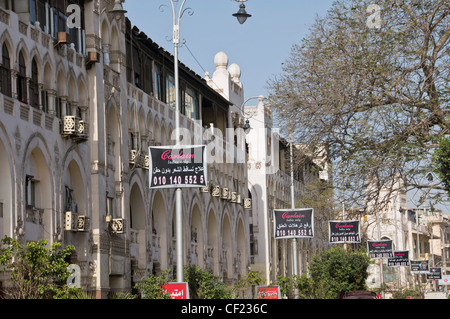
[256,286,281,299]
[162,282,189,299]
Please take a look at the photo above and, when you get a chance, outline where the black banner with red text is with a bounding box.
[273,209,314,239]
[367,240,394,259]
[149,145,207,189]
[328,220,361,243]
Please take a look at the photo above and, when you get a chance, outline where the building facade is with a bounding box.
[0,0,334,298]
[364,186,450,294]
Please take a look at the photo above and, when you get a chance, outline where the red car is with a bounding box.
[339,291,378,299]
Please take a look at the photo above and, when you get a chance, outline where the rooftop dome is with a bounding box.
[214,51,228,69]
[228,63,241,81]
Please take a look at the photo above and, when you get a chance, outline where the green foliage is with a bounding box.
[134,269,172,299]
[0,236,77,299]
[295,247,371,299]
[391,288,422,299]
[434,136,450,198]
[234,270,264,298]
[293,274,314,299]
[184,265,234,299]
[275,275,293,298]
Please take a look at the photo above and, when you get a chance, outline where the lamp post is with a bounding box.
[160,0,193,283]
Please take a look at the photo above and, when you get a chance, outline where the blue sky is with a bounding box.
[123,0,336,100]
[123,1,450,214]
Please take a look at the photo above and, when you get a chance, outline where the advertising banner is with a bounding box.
[256,286,281,299]
[410,260,430,274]
[387,251,410,267]
[162,282,190,299]
[149,145,207,189]
[438,275,450,286]
[427,267,442,280]
[273,209,314,239]
[328,220,360,243]
[367,240,394,259]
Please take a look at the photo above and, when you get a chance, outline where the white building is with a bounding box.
[364,186,450,294]
[0,0,335,298]
[0,0,252,297]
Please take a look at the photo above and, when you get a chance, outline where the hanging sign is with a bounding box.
[438,275,450,286]
[256,286,281,299]
[410,260,430,274]
[427,267,442,280]
[367,240,394,259]
[273,208,314,239]
[149,145,207,189]
[162,282,190,299]
[388,251,410,267]
[328,220,361,243]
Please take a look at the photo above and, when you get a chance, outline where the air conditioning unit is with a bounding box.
[129,149,139,165]
[56,32,69,45]
[244,198,252,209]
[77,120,88,137]
[62,116,78,136]
[211,185,221,197]
[87,51,99,63]
[65,211,78,231]
[111,218,126,234]
[77,215,90,232]
[201,183,210,193]
[143,155,150,170]
[221,187,229,199]
[86,51,99,69]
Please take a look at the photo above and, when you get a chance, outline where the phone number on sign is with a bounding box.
[276,229,312,237]
[153,175,205,186]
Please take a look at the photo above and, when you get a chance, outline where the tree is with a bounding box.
[294,247,371,299]
[184,265,234,299]
[268,0,450,215]
[0,237,76,299]
[134,269,172,299]
[434,136,450,198]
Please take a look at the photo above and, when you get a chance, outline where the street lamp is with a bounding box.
[232,0,252,24]
[239,95,265,133]
[160,0,193,283]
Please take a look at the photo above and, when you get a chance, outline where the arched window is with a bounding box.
[17,52,27,103]
[0,43,11,97]
[30,58,39,109]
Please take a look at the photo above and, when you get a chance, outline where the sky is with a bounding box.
[123,0,450,214]
[123,0,336,101]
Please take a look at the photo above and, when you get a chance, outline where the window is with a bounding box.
[30,59,39,109]
[55,96,62,118]
[132,45,141,88]
[154,63,163,102]
[41,89,48,113]
[17,52,27,103]
[65,186,77,212]
[0,43,11,97]
[184,86,199,120]
[166,73,175,108]
[25,175,36,207]
[143,59,153,95]
[106,196,114,218]
[0,202,3,218]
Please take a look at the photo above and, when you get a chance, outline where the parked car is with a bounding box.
[339,291,378,299]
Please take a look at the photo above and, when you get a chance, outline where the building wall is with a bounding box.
[0,0,252,297]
